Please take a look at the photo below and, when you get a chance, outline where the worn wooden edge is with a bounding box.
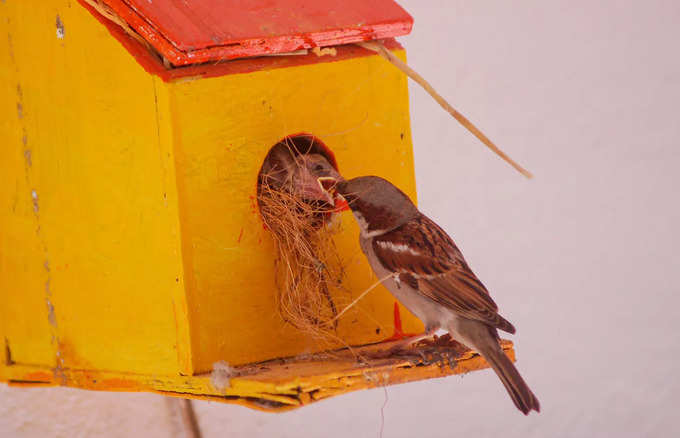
[0,339,514,412]
[77,0,405,82]
[93,0,412,66]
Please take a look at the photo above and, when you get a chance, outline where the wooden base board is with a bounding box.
[1,338,514,412]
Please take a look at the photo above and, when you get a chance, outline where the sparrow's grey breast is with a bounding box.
[359,233,451,331]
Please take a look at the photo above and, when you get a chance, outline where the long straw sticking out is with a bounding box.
[330,274,395,323]
[357,40,533,179]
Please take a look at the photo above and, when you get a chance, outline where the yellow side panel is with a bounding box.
[168,49,422,372]
[0,3,56,367]
[0,1,188,375]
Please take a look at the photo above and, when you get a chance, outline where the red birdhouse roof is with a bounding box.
[97,0,413,66]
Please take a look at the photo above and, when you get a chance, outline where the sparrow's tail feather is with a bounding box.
[479,341,540,415]
[494,314,516,335]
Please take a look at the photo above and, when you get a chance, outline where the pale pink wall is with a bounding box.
[2,1,679,436]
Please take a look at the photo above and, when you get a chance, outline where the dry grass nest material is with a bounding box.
[257,178,346,341]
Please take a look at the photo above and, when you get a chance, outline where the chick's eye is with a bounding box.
[314,164,324,172]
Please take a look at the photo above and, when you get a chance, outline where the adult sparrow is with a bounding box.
[327,175,540,414]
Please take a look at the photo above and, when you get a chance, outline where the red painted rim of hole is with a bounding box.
[95,0,412,66]
[277,133,339,171]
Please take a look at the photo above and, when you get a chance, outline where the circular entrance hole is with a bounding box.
[257,133,339,228]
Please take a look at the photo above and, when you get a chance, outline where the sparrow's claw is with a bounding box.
[418,349,458,369]
[423,350,458,370]
[422,350,440,363]
[366,333,464,370]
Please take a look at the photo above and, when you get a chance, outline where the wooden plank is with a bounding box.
[94,0,412,65]
[1,0,189,376]
[81,2,404,82]
[2,339,516,412]
[0,0,63,370]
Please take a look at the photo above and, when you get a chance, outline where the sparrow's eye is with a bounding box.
[314,164,325,172]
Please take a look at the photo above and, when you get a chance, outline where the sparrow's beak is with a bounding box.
[317,177,350,212]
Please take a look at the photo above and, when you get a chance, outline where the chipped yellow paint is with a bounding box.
[0,0,502,407]
[0,3,57,369]
[0,1,187,376]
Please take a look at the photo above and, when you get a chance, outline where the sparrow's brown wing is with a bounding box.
[372,214,516,334]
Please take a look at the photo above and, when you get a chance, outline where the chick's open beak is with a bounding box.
[311,176,334,205]
[293,176,333,205]
[317,176,350,212]
[317,177,338,194]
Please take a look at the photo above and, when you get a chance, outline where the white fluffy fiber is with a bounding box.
[210,360,235,392]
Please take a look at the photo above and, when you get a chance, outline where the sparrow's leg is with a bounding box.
[386,325,438,354]
[368,325,438,361]
[391,332,466,369]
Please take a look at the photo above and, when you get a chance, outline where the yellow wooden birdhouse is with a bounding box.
[0,0,515,410]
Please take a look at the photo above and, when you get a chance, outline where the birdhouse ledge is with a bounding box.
[4,336,514,412]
